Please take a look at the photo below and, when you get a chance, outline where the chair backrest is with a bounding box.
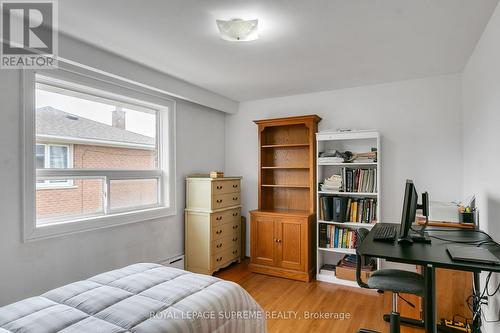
[355,228,371,288]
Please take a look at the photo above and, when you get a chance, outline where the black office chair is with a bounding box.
[355,228,425,333]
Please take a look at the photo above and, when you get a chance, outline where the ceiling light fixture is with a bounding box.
[216,18,259,42]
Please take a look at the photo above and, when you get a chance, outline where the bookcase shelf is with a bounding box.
[318,220,376,228]
[318,191,378,197]
[261,184,309,188]
[319,247,356,255]
[318,162,378,167]
[316,273,360,288]
[316,130,381,288]
[261,166,309,169]
[261,143,310,148]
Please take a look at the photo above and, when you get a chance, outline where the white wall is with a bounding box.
[462,2,500,331]
[225,74,463,256]
[0,37,225,305]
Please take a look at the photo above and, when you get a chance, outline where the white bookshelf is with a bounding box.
[315,130,381,287]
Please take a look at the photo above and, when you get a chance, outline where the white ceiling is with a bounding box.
[59,0,499,102]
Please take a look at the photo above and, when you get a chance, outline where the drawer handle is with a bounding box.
[232,212,238,217]
[216,216,223,221]
[216,230,222,235]
[275,239,282,243]
[216,257,223,262]
[232,237,238,242]
[233,184,238,188]
[216,243,223,248]
[217,185,223,190]
[216,199,223,203]
[232,197,238,201]
[232,225,238,229]
[232,250,238,255]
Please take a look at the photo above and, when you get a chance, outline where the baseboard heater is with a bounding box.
[159,254,185,269]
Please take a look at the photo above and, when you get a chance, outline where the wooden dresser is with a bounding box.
[250,115,321,282]
[185,176,242,275]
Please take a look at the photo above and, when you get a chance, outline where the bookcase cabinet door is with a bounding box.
[275,218,305,271]
[251,215,276,266]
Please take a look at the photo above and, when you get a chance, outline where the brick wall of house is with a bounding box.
[36,144,157,222]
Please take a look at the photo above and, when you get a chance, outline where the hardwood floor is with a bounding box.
[216,259,424,333]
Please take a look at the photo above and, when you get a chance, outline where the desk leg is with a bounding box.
[472,272,481,333]
[424,265,436,333]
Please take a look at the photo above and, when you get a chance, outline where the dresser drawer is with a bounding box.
[212,192,241,210]
[211,207,240,228]
[211,246,240,269]
[212,179,241,195]
[211,235,241,254]
[212,219,240,241]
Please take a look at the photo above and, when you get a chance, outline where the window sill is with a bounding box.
[24,206,175,242]
[36,185,78,191]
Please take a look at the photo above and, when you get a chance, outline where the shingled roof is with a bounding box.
[36,106,155,149]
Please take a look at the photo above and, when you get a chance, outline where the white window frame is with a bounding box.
[22,62,176,242]
[36,143,74,188]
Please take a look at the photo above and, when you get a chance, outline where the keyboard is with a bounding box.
[373,225,398,242]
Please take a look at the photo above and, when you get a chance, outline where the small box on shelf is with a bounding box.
[319,264,336,276]
[336,263,373,284]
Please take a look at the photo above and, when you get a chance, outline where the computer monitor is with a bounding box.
[398,180,431,244]
[398,180,418,244]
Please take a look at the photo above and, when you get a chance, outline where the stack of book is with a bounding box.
[318,156,344,164]
[343,168,377,193]
[345,198,377,223]
[319,224,357,249]
[320,175,342,191]
[319,196,377,223]
[319,264,336,276]
[210,171,224,178]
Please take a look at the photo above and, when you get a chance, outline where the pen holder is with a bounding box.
[459,212,475,224]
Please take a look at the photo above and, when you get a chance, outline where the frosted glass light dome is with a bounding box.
[216,18,259,42]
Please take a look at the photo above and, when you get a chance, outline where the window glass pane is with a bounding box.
[49,145,68,168]
[35,83,158,170]
[36,178,104,224]
[36,144,45,169]
[109,179,158,210]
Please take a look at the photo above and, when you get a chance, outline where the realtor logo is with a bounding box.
[1,0,58,68]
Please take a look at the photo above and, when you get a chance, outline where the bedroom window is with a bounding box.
[36,143,73,188]
[23,65,176,241]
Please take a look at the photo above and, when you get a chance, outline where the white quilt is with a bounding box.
[0,263,266,333]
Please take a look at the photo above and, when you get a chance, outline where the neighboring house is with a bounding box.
[36,106,157,222]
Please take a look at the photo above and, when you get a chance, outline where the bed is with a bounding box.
[0,263,266,333]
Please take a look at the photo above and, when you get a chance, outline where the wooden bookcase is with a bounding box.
[250,115,321,282]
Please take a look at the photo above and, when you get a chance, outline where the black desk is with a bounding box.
[359,223,500,333]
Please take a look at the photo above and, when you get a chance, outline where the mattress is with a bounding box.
[0,263,266,333]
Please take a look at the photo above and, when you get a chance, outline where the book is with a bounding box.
[320,196,333,221]
[335,227,340,248]
[333,197,348,222]
[319,223,327,248]
[357,199,364,222]
[319,198,324,220]
[352,201,358,222]
[345,198,352,221]
[346,169,353,192]
[326,225,331,248]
